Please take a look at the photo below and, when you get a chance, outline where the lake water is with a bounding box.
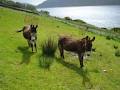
[38,5,120,28]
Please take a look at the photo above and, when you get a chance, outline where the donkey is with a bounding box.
[17,25,38,52]
[58,36,95,68]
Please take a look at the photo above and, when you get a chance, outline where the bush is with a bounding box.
[64,17,72,20]
[115,49,120,57]
[111,27,120,33]
[73,19,86,24]
[113,45,118,49]
[41,38,57,57]
[39,10,49,16]
[106,36,112,40]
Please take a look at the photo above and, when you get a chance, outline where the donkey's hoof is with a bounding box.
[32,51,35,53]
[80,65,84,68]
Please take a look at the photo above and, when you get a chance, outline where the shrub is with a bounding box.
[101,28,107,30]
[41,38,57,57]
[39,10,49,16]
[115,49,120,57]
[113,45,118,49]
[64,17,72,20]
[106,36,112,40]
[73,19,86,24]
[111,27,120,33]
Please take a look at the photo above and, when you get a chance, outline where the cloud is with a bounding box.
[12,0,47,5]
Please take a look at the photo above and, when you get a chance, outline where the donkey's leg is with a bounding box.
[30,40,34,52]
[34,42,37,52]
[61,48,64,59]
[31,43,34,52]
[78,53,84,68]
[27,40,31,47]
[58,45,64,59]
[60,48,64,59]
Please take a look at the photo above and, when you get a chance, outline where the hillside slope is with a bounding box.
[0,7,120,90]
[37,0,120,8]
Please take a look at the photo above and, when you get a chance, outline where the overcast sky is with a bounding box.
[12,0,47,5]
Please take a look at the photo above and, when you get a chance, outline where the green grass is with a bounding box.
[0,7,120,90]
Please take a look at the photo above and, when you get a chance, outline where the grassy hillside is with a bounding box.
[0,7,120,90]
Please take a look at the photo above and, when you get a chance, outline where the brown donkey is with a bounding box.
[17,25,38,52]
[58,36,95,68]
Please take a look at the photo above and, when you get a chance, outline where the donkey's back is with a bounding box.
[22,25,31,40]
[58,36,81,52]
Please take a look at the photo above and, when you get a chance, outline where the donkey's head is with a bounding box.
[30,25,38,52]
[30,25,38,39]
[30,25,38,33]
[84,36,95,51]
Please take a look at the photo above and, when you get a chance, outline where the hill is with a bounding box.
[37,0,120,8]
[0,7,120,90]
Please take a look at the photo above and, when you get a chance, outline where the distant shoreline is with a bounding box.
[38,5,120,9]
[37,5,120,9]
[38,5,120,28]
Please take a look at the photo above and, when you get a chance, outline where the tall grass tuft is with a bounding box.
[39,57,54,69]
[113,45,118,49]
[41,38,57,57]
[115,49,120,57]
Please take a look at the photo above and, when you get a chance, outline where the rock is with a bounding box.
[103,70,107,72]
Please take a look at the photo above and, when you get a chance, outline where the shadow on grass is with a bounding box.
[17,46,34,64]
[56,57,93,89]
[39,55,54,70]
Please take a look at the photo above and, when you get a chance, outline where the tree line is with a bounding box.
[0,0,37,12]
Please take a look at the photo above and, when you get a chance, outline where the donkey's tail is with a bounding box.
[58,37,65,58]
[58,38,63,50]
[58,40,61,48]
[16,29,23,33]
[16,26,25,33]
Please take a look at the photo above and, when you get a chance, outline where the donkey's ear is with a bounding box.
[35,25,38,28]
[91,37,95,42]
[30,24,33,28]
[85,36,89,40]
